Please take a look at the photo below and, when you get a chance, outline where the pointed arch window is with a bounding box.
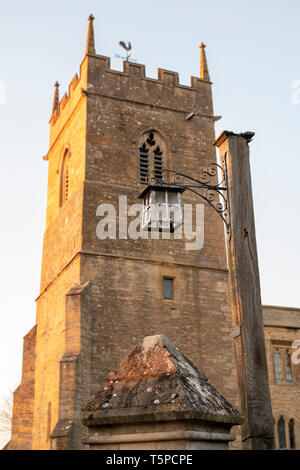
[60,148,70,206]
[138,132,165,183]
[289,419,296,449]
[278,416,287,449]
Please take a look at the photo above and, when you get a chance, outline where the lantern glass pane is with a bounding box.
[168,192,178,203]
[169,205,181,220]
[154,205,167,221]
[155,190,165,203]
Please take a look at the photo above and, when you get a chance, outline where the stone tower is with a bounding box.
[8,16,238,450]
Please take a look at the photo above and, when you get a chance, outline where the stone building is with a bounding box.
[263,306,300,449]
[5,16,300,450]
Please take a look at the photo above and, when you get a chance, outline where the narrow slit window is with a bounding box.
[138,143,149,183]
[138,132,164,183]
[60,148,70,206]
[274,350,283,381]
[163,277,174,301]
[278,417,287,449]
[289,419,295,449]
[153,146,163,181]
[284,351,293,382]
[47,402,52,442]
[64,168,69,201]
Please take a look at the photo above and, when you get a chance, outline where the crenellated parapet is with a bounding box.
[48,13,215,151]
[87,53,212,90]
[48,58,89,148]
[50,73,80,125]
[50,57,213,127]
[84,54,214,124]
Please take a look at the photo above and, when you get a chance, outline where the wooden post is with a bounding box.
[214,131,275,450]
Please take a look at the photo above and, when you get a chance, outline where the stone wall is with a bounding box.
[6,326,36,450]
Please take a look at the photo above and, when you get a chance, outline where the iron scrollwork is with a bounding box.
[145,162,230,235]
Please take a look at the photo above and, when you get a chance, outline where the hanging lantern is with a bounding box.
[138,185,185,232]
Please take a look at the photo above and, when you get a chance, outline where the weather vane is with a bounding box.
[115,41,137,62]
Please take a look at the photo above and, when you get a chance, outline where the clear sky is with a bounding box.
[1,0,300,424]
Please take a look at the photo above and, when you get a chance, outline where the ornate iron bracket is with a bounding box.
[145,159,230,237]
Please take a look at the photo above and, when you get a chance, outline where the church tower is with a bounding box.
[8,16,238,450]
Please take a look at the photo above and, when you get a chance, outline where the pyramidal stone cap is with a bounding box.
[81,335,242,426]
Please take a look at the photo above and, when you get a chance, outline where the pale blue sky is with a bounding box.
[0,0,300,410]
